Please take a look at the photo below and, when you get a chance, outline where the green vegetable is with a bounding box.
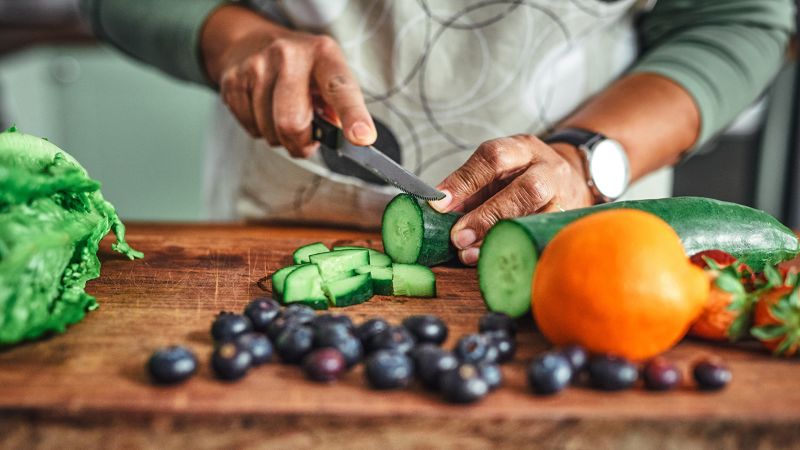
[0,127,141,345]
[270,264,303,301]
[392,263,436,297]
[356,265,393,295]
[310,249,370,282]
[381,194,460,266]
[292,242,329,264]
[324,273,374,307]
[479,197,800,317]
[333,246,392,267]
[283,264,327,306]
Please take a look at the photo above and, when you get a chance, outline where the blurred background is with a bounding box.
[1,0,799,225]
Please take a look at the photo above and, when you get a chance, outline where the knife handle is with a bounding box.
[312,115,343,150]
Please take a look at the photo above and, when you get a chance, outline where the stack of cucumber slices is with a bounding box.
[271,243,436,310]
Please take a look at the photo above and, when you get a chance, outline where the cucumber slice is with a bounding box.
[283,264,327,305]
[293,242,329,264]
[381,194,460,266]
[391,263,436,297]
[271,264,303,301]
[478,221,538,317]
[310,249,370,282]
[333,246,392,267]
[355,266,393,295]
[324,273,374,307]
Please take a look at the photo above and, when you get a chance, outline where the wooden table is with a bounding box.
[1,224,799,449]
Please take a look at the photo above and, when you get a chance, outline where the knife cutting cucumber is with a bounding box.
[479,197,800,317]
[381,194,461,266]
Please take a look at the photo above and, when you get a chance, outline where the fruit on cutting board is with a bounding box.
[688,258,751,342]
[533,209,709,361]
[751,284,800,356]
[381,194,461,266]
[478,197,799,318]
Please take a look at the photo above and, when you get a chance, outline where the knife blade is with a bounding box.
[312,115,445,201]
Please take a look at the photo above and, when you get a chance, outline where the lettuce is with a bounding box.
[0,126,142,345]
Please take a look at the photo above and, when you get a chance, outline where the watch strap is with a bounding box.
[543,128,605,148]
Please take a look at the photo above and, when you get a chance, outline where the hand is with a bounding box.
[202,6,376,157]
[429,135,594,265]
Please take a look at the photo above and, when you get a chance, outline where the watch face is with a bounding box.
[588,139,629,200]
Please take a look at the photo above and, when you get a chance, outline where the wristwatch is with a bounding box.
[544,128,630,203]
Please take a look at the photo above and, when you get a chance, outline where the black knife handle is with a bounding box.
[312,115,343,150]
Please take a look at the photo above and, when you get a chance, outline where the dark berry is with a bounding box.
[243,297,281,332]
[147,346,198,384]
[409,344,458,390]
[693,359,731,391]
[477,362,503,391]
[210,312,253,342]
[355,318,390,346]
[275,325,314,364]
[560,344,589,376]
[282,304,315,324]
[364,350,415,389]
[439,363,489,403]
[454,334,495,364]
[402,315,448,346]
[527,352,572,395]
[643,357,682,391]
[311,314,354,333]
[303,348,347,382]
[478,312,517,337]
[367,326,416,354]
[313,326,363,368]
[234,332,273,365]
[211,342,252,381]
[266,315,302,341]
[485,330,516,363]
[588,355,638,391]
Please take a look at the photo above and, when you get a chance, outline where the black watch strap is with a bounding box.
[543,128,605,148]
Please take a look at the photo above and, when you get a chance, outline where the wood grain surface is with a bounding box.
[1,224,799,449]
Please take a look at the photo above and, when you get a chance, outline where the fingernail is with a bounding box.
[429,190,452,212]
[454,228,477,250]
[461,247,480,265]
[350,121,374,142]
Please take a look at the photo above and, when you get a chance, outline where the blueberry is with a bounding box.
[409,344,459,390]
[560,345,588,375]
[477,362,503,391]
[527,352,572,395]
[439,363,489,403]
[588,355,638,391]
[234,332,273,365]
[303,348,347,382]
[243,297,281,332]
[211,342,252,381]
[210,312,253,342]
[147,346,198,384]
[484,330,516,363]
[454,334,496,364]
[365,350,415,389]
[313,326,363,368]
[355,318,390,346]
[693,359,731,391]
[266,315,302,341]
[311,314,354,333]
[282,304,315,324]
[478,312,517,337]
[642,357,682,391]
[367,326,416,354]
[402,315,448,346]
[275,325,314,364]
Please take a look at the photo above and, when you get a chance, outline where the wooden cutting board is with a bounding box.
[1,224,799,449]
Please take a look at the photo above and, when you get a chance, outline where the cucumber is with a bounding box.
[479,197,800,317]
[355,266,393,295]
[271,264,303,301]
[324,273,374,307]
[309,249,370,282]
[392,263,436,297]
[293,242,329,264]
[283,264,327,306]
[333,246,392,267]
[381,194,461,266]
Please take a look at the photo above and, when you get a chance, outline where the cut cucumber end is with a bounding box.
[392,263,436,297]
[293,242,330,264]
[382,195,424,264]
[324,273,374,307]
[478,220,538,318]
[271,264,303,300]
[283,264,327,304]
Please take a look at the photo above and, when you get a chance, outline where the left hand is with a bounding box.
[429,134,594,265]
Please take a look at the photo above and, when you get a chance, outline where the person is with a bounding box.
[81,0,794,264]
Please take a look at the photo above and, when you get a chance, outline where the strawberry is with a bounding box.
[751,282,800,357]
[689,250,738,269]
[689,263,752,342]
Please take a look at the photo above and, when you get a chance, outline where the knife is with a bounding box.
[311,114,445,201]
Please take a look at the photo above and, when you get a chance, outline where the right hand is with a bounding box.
[201,6,376,157]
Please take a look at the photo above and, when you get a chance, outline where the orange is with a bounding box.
[532,209,709,361]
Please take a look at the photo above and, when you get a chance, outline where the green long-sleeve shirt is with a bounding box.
[81,0,794,151]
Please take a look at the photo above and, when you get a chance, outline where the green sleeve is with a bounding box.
[632,0,795,150]
[80,0,225,85]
